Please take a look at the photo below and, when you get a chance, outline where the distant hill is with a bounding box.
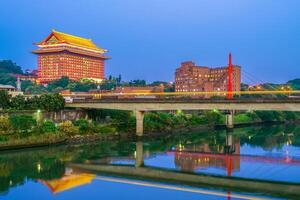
[0,60,23,86]
[287,79,300,90]
[0,60,23,74]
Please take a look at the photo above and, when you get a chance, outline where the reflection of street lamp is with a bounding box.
[36,109,42,124]
[37,163,41,173]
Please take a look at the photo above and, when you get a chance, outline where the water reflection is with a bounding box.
[0,124,300,197]
[40,169,95,194]
[173,133,240,176]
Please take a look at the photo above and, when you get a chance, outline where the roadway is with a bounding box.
[66,98,300,111]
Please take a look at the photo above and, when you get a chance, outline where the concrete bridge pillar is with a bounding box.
[226,110,234,129]
[135,141,144,167]
[135,110,145,137]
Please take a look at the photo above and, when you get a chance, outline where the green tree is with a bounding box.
[47,76,70,92]
[0,60,23,74]
[99,79,117,90]
[39,93,65,111]
[0,91,10,109]
[0,74,16,86]
[116,74,122,85]
[287,78,300,90]
[203,110,223,126]
[10,95,26,110]
[74,119,90,134]
[127,79,146,86]
[25,84,47,94]
[25,96,41,110]
[41,120,57,133]
[69,82,97,92]
[9,115,36,132]
[254,111,283,122]
[21,80,34,92]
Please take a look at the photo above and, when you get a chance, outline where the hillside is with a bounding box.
[0,60,23,86]
[287,79,300,90]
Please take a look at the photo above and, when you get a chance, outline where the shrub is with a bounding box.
[58,121,79,136]
[0,91,10,109]
[203,110,223,126]
[9,115,36,132]
[246,111,260,121]
[190,114,206,125]
[74,119,90,134]
[234,113,249,123]
[25,96,41,110]
[254,111,284,122]
[41,120,57,133]
[0,135,8,142]
[88,109,131,122]
[144,112,167,132]
[10,95,26,110]
[282,111,300,121]
[0,116,11,133]
[39,93,65,111]
[94,125,116,135]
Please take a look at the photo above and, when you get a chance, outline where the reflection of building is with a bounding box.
[174,137,240,176]
[32,30,110,84]
[175,61,241,97]
[41,169,95,194]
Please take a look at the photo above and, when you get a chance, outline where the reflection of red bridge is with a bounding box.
[168,151,300,176]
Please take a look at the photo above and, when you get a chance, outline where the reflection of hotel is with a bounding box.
[40,168,95,194]
[174,138,240,176]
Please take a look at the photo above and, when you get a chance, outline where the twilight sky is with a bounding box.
[0,0,300,84]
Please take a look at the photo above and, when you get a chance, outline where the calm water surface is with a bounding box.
[1,124,300,199]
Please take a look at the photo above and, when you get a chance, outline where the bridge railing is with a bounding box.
[61,90,300,102]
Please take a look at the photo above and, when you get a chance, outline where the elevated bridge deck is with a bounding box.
[66,98,300,135]
[67,98,300,111]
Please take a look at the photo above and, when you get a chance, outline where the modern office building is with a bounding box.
[32,30,109,84]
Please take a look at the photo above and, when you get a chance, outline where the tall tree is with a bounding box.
[0,60,23,74]
[0,91,10,109]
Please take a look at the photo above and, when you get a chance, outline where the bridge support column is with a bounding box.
[226,110,234,129]
[225,131,235,154]
[135,111,145,137]
[135,141,144,167]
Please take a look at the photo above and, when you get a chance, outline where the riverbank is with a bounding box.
[1,110,300,151]
[0,120,295,151]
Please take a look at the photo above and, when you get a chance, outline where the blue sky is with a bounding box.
[0,0,299,84]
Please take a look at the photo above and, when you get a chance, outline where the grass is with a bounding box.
[0,133,66,147]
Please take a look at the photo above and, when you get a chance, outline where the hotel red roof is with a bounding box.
[34,30,107,53]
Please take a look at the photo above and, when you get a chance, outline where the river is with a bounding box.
[1,124,300,199]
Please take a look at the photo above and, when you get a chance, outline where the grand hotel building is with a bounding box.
[175,61,241,96]
[32,30,109,84]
